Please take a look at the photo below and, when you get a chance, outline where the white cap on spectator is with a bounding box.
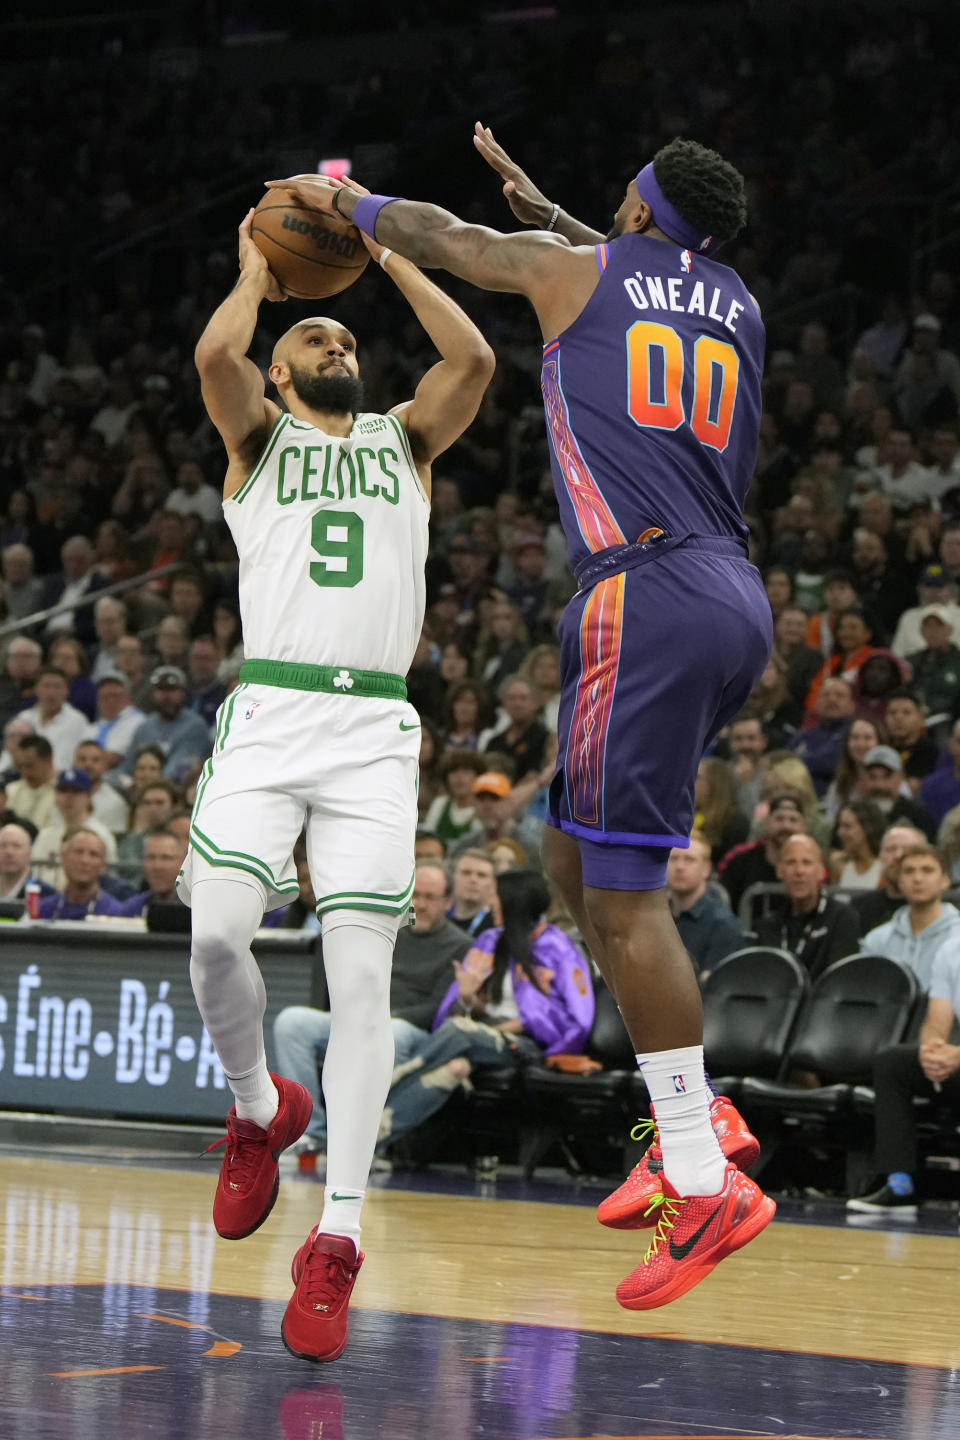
[913,313,941,332]
[919,603,953,630]
[864,745,903,773]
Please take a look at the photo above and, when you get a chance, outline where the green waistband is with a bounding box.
[239,658,407,700]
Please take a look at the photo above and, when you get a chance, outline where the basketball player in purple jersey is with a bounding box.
[270,128,776,1309]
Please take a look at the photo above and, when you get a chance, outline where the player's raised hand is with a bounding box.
[335,177,387,262]
[473,121,553,227]
[264,173,344,217]
[238,210,285,301]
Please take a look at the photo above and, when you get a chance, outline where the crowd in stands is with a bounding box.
[2,1,960,1200]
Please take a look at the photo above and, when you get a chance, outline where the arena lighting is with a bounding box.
[318,158,352,180]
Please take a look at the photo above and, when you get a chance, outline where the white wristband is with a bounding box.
[377,248,393,268]
[545,203,560,232]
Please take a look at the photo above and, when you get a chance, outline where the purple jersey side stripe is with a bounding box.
[596,244,609,272]
[542,351,626,553]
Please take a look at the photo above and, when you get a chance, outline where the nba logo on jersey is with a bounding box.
[672,1074,686,1094]
[680,249,692,273]
[244,702,262,721]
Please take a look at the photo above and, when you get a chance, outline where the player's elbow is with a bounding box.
[194,337,237,377]
[463,340,496,384]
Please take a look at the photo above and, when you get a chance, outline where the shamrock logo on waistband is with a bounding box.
[333,669,354,689]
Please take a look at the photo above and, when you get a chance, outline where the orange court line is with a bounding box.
[464,1356,516,1363]
[203,1340,242,1357]
[134,1312,212,1330]
[0,1291,56,1301]
[49,1366,166,1378]
[10,1277,956,1374]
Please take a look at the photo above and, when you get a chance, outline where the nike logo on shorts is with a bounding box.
[399,720,420,731]
[669,1205,721,1261]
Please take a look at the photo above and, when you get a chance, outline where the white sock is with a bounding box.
[318,908,397,1245]
[227,1060,279,1131]
[189,878,279,1130]
[636,1044,725,1197]
[317,1187,364,1247]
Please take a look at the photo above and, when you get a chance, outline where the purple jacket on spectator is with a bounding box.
[36,889,124,920]
[432,923,595,1056]
[788,718,849,796]
[920,764,960,827]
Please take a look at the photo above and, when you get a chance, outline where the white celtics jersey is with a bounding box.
[225,410,429,674]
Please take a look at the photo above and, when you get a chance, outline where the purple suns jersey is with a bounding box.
[541,234,765,570]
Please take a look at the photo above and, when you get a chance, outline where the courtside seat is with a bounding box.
[520,982,636,1178]
[740,954,918,1123]
[701,946,808,1100]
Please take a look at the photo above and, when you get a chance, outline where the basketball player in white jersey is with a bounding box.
[184,203,494,1361]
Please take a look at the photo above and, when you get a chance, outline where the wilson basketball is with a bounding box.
[251,188,370,300]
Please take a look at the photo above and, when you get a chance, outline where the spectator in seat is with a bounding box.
[790,676,856,796]
[821,715,886,823]
[1,543,45,622]
[890,564,960,659]
[47,636,97,721]
[805,607,881,714]
[422,747,485,846]
[89,596,129,682]
[478,674,548,782]
[755,833,860,981]
[906,607,960,720]
[717,792,807,917]
[414,829,447,863]
[31,767,118,887]
[44,536,109,648]
[447,770,542,864]
[862,843,960,989]
[694,757,749,860]
[489,836,529,873]
[116,779,179,867]
[85,672,145,769]
[442,679,489,750]
[0,635,42,728]
[35,827,124,919]
[829,798,885,889]
[169,570,210,639]
[379,868,594,1153]
[0,821,55,902]
[507,532,550,634]
[725,714,768,819]
[474,601,529,695]
[273,860,472,1155]
[122,666,212,783]
[187,635,226,731]
[920,719,960,828]
[775,605,824,708]
[72,739,129,835]
[19,666,89,771]
[668,832,745,980]
[164,458,222,526]
[805,569,860,656]
[446,849,497,938]
[851,824,927,932]
[862,746,937,839]
[111,634,152,710]
[5,734,56,831]
[115,827,189,916]
[884,689,939,790]
[0,715,34,785]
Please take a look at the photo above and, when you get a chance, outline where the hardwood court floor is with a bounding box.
[1,1151,959,1439]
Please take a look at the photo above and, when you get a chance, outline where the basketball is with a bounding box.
[251,188,370,300]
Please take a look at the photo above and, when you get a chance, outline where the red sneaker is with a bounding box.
[616,1162,776,1310]
[207,1073,313,1240]
[282,1232,364,1362]
[597,1096,760,1231]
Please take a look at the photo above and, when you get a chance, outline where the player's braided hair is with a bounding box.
[652,138,747,244]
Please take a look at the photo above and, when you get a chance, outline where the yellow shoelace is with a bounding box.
[629,1116,657,1146]
[641,1192,686,1265]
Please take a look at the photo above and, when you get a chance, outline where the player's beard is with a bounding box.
[288,364,365,415]
[605,218,624,241]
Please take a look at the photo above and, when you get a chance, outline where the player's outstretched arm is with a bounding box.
[265,176,570,302]
[194,210,283,464]
[376,246,495,467]
[472,121,605,246]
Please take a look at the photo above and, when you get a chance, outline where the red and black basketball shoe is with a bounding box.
[615,1162,776,1310]
[597,1096,761,1230]
[282,1232,364,1362]
[207,1072,314,1240]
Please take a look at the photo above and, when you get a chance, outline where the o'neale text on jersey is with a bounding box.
[622,273,745,334]
[275,444,401,506]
